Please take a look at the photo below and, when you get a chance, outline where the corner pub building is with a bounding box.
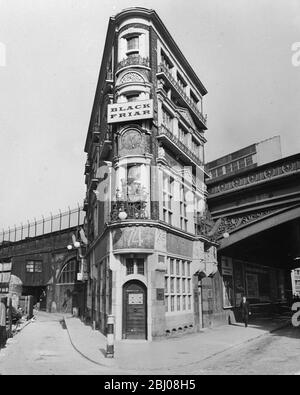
[83,7,220,341]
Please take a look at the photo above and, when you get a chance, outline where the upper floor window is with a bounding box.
[161,50,173,70]
[191,138,201,158]
[190,90,200,107]
[178,125,189,146]
[177,72,187,91]
[126,93,140,102]
[26,261,42,273]
[180,185,188,232]
[163,173,174,225]
[162,107,173,130]
[126,35,139,52]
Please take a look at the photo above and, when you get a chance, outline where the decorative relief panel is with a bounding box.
[118,128,150,157]
[112,226,155,251]
[208,159,300,195]
[120,72,144,85]
[215,209,279,239]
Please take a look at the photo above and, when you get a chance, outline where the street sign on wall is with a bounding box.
[107,99,153,124]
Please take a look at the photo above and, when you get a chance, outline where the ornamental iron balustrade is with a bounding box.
[110,201,148,221]
[116,55,150,72]
[158,125,203,167]
[157,64,207,127]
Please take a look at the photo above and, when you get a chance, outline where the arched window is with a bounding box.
[58,259,77,284]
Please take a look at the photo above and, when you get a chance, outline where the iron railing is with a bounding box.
[0,206,85,244]
[110,201,148,221]
[116,55,150,72]
[158,125,204,167]
[157,64,207,127]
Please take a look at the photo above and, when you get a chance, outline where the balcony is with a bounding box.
[110,201,148,221]
[157,64,207,129]
[116,55,150,73]
[157,125,204,168]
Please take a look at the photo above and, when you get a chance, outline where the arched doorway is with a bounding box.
[123,280,147,339]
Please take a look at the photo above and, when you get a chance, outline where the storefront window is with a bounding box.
[221,257,235,308]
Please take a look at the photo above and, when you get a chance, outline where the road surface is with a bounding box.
[0,312,299,375]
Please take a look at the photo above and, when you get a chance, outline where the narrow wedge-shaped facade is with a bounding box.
[84,8,217,340]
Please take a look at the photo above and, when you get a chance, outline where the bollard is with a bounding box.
[106,315,114,358]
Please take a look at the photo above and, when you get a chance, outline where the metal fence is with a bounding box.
[0,206,85,244]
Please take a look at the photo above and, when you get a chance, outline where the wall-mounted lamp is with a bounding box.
[118,211,128,220]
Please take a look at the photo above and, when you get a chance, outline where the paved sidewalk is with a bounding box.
[64,315,290,372]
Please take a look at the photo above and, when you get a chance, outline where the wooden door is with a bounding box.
[123,281,147,339]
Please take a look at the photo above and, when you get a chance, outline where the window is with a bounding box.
[58,260,77,284]
[177,72,187,91]
[245,155,254,166]
[178,125,189,146]
[171,296,175,312]
[126,93,140,102]
[126,258,134,275]
[232,161,239,172]
[238,158,246,169]
[126,36,139,52]
[225,163,232,174]
[126,164,143,202]
[161,50,173,70]
[217,167,224,177]
[210,169,217,178]
[163,173,174,225]
[190,90,199,106]
[162,107,173,130]
[26,261,42,273]
[137,259,145,275]
[180,185,188,232]
[191,138,201,158]
[125,258,145,276]
[165,257,193,313]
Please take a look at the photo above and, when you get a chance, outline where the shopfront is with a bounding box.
[221,256,286,311]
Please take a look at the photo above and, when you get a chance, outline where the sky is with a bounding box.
[0,0,300,229]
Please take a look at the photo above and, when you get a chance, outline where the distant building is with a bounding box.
[206,136,282,180]
[0,208,86,314]
[206,138,300,324]
[291,268,300,297]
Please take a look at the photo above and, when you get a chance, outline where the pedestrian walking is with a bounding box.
[0,298,7,348]
[240,296,251,327]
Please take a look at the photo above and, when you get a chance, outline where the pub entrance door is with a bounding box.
[123,280,147,339]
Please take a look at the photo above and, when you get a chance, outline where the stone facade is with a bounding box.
[83,8,218,341]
